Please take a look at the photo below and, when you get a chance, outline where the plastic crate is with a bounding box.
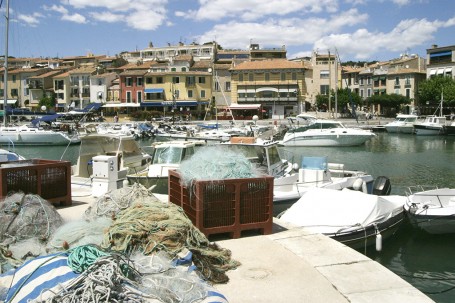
[168,169,273,238]
[0,159,72,206]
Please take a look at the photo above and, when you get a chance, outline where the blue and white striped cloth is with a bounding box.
[0,251,228,303]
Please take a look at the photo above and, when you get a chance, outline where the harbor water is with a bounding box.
[11,132,455,303]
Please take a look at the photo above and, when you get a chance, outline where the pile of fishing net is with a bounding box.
[1,244,227,303]
[1,184,238,302]
[0,192,64,273]
[178,145,259,187]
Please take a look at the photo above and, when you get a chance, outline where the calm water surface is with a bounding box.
[12,133,455,303]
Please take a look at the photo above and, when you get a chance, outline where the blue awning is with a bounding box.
[140,102,164,107]
[144,88,164,93]
[430,51,452,57]
[176,101,198,106]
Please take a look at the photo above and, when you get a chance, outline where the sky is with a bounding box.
[1,0,455,62]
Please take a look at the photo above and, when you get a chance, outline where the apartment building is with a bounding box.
[427,44,455,79]
[230,59,306,119]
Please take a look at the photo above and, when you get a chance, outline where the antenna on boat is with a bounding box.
[3,0,10,127]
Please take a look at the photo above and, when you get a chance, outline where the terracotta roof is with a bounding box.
[173,54,193,61]
[54,71,71,78]
[214,63,231,70]
[230,59,304,71]
[28,70,63,79]
[387,68,426,75]
[191,60,212,69]
[119,70,148,76]
[68,67,97,74]
[120,61,157,70]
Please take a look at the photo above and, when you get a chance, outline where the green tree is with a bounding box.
[366,93,411,116]
[416,76,455,107]
[38,91,56,110]
[333,88,362,113]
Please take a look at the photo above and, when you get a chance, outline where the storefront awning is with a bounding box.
[103,103,140,108]
[437,68,445,75]
[430,69,436,75]
[228,104,261,110]
[144,88,164,93]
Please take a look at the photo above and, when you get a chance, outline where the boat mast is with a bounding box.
[3,0,9,127]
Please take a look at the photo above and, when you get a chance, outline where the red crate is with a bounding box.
[0,159,72,206]
[168,169,273,238]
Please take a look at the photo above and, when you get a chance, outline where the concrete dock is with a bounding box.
[60,185,434,303]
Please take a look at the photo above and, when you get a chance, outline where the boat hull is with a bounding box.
[413,124,445,135]
[0,131,80,145]
[280,132,375,147]
[329,211,405,250]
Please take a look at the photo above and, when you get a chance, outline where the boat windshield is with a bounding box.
[291,121,344,132]
[153,147,184,164]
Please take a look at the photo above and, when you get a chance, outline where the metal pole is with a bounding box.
[3,0,10,127]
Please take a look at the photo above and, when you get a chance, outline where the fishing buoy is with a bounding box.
[376,232,382,251]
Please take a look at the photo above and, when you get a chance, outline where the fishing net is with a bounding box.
[37,245,214,303]
[46,217,113,252]
[0,192,63,244]
[178,145,258,187]
[102,198,240,284]
[84,182,153,220]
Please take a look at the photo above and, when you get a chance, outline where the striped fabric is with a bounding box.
[0,251,229,303]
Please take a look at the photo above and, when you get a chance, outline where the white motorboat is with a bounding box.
[72,133,152,179]
[0,148,26,162]
[279,187,407,249]
[384,114,420,134]
[126,140,205,193]
[413,115,446,135]
[0,125,80,146]
[222,138,378,208]
[280,117,376,147]
[404,187,455,234]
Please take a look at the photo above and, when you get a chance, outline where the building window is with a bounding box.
[172,77,180,84]
[182,67,187,72]
[249,73,254,81]
[137,77,143,86]
[320,85,329,95]
[188,90,193,98]
[12,75,16,83]
[367,77,372,85]
[292,72,297,80]
[126,77,133,87]
[214,81,220,91]
[198,77,206,84]
[367,88,371,97]
[395,77,400,86]
[359,78,364,85]
[239,73,244,82]
[225,81,231,91]
[156,77,163,84]
[137,91,142,103]
[320,70,329,79]
[265,73,270,81]
[406,88,410,98]
[186,76,195,85]
[11,88,18,96]
[171,68,176,72]
[280,73,286,81]
[360,89,364,98]
[146,77,153,84]
[201,90,206,98]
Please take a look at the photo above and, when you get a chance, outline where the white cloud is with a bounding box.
[17,13,44,27]
[62,13,87,24]
[197,8,368,49]
[182,0,339,21]
[89,11,122,23]
[43,5,68,15]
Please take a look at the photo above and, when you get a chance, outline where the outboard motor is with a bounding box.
[372,176,391,196]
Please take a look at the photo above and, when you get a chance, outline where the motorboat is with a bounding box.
[221,138,378,209]
[0,148,26,162]
[278,186,407,250]
[0,125,80,146]
[280,117,376,147]
[413,115,446,135]
[404,186,455,234]
[126,140,205,193]
[384,114,420,134]
[72,133,152,179]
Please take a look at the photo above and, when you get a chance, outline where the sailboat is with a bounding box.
[414,91,447,135]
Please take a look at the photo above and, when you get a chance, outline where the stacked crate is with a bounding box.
[168,169,273,238]
[0,159,72,206]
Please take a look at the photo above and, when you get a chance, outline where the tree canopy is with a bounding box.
[416,76,455,107]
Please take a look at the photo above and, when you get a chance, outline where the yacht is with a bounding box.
[0,125,80,146]
[413,115,446,135]
[384,114,420,134]
[280,117,375,147]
